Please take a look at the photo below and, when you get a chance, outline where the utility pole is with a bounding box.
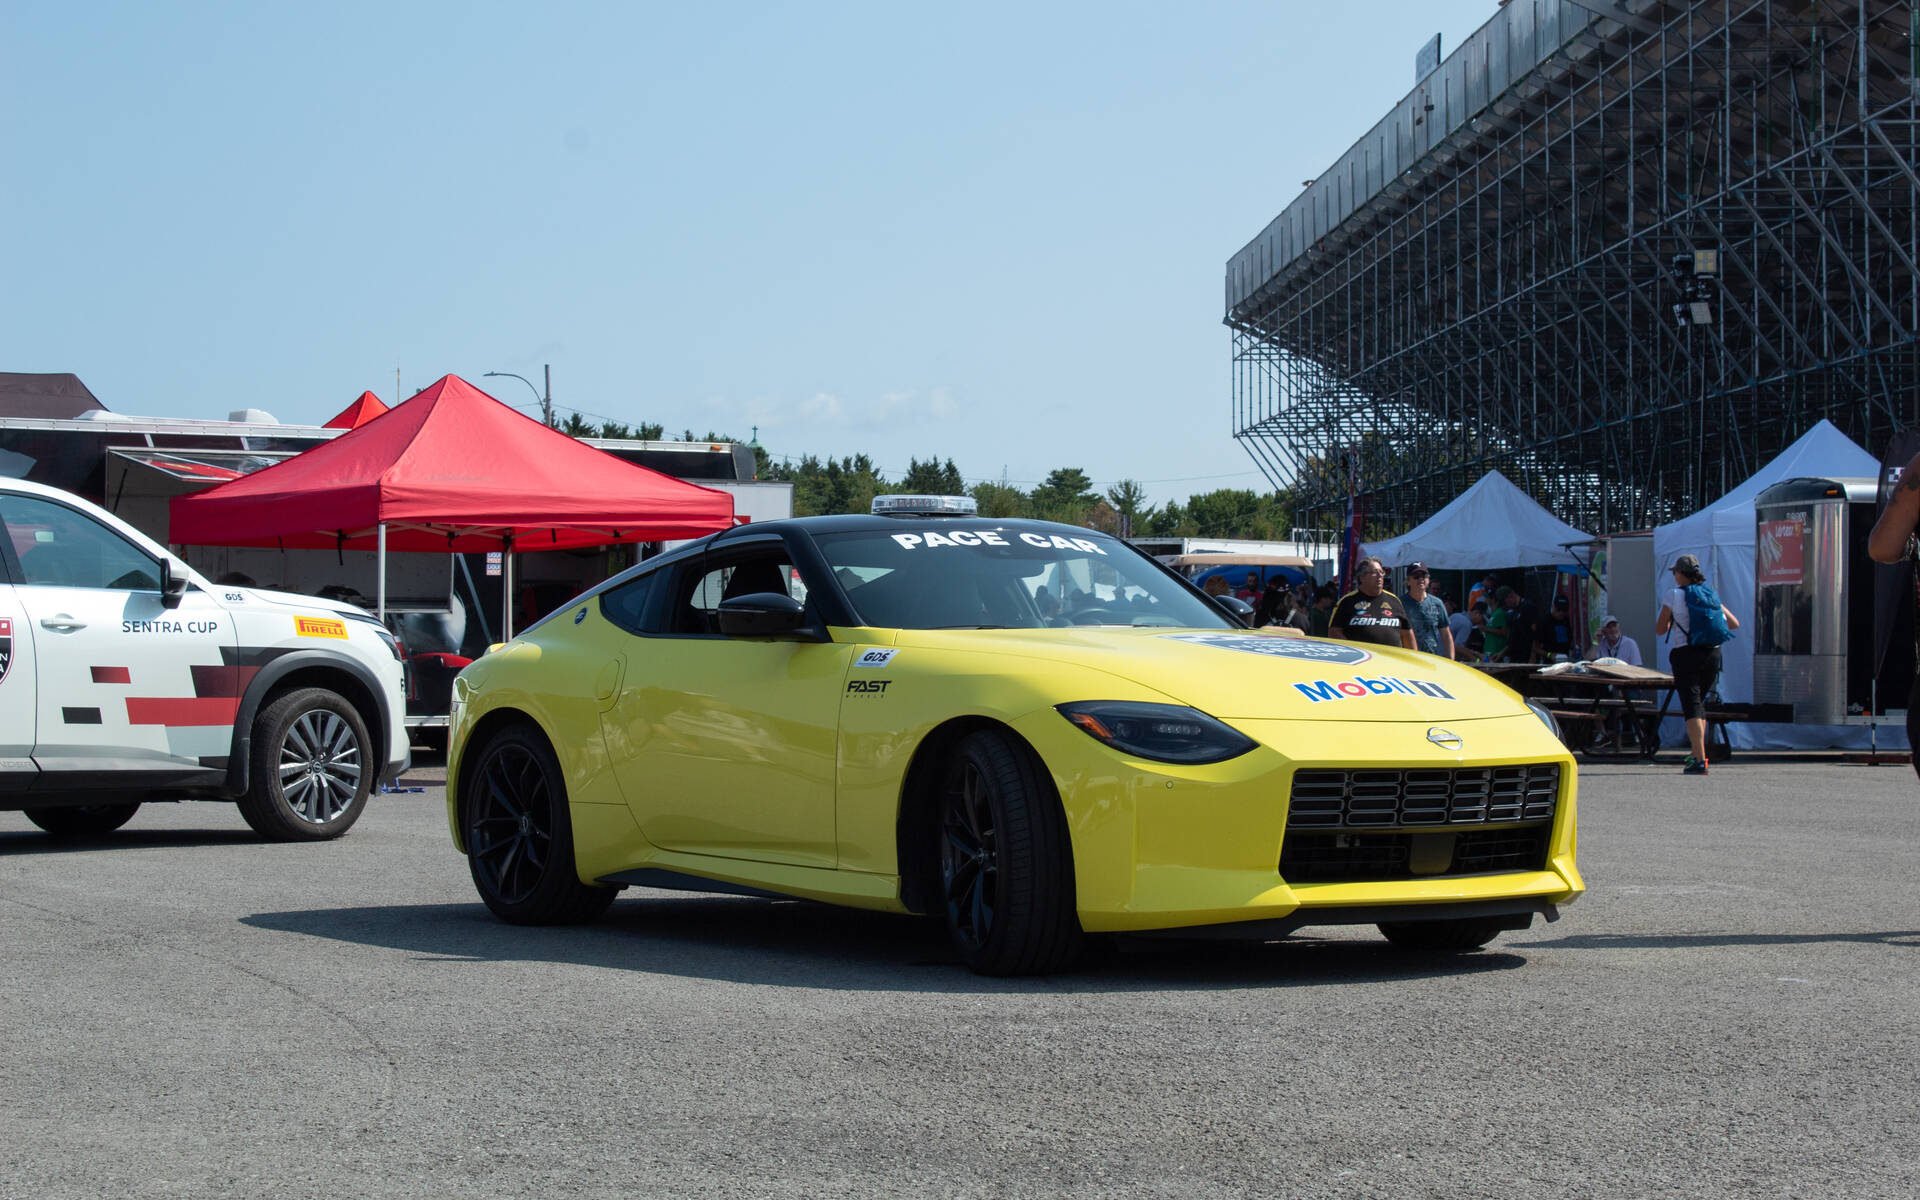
[542,363,553,427]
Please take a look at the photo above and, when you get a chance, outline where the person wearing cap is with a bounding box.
[1655,553,1740,776]
[1546,595,1576,660]
[1401,563,1453,658]
[1586,615,1642,667]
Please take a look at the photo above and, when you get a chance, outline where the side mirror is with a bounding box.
[161,559,190,609]
[718,592,818,639]
[1212,594,1254,627]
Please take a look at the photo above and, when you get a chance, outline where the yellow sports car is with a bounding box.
[446,498,1581,975]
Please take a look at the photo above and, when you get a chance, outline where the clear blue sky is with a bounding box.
[3,1,1495,509]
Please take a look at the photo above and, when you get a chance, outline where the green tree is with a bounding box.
[559,412,595,438]
[969,480,1029,518]
[900,456,965,495]
[596,420,633,440]
[1029,467,1099,524]
[1105,479,1149,538]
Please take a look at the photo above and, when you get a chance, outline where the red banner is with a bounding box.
[1756,518,1804,586]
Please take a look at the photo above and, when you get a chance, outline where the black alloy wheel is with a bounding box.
[940,756,1000,954]
[463,723,617,925]
[935,729,1082,976]
[23,803,141,837]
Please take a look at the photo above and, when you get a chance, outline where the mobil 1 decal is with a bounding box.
[0,617,11,686]
[1164,632,1373,666]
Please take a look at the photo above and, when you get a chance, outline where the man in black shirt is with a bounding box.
[1500,587,1543,663]
[1328,556,1417,649]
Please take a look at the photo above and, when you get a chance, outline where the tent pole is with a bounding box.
[502,547,515,641]
[377,523,388,623]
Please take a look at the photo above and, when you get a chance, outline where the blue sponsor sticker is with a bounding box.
[1164,632,1373,666]
[573,607,588,625]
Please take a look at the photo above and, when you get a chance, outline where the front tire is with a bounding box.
[24,804,141,837]
[937,729,1082,976]
[462,723,618,925]
[239,687,372,841]
[1377,917,1507,952]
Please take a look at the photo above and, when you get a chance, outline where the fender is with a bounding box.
[222,650,395,796]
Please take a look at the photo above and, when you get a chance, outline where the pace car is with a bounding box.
[446,497,1581,975]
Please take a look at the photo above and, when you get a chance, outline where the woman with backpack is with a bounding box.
[1655,553,1740,776]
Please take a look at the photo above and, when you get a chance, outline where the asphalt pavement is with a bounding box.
[3,755,1918,1199]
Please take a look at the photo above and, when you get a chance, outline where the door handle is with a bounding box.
[40,614,86,632]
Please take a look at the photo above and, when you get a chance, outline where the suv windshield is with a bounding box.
[812,526,1234,630]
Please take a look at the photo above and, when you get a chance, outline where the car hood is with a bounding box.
[889,627,1526,722]
[227,586,374,621]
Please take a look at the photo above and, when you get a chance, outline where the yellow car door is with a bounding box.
[601,546,850,868]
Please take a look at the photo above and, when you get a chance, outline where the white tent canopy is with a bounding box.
[1362,469,1592,569]
[1649,419,1884,747]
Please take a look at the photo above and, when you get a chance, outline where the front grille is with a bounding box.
[1279,827,1552,884]
[1286,764,1560,830]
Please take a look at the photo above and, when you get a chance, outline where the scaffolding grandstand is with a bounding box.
[1227,0,1920,535]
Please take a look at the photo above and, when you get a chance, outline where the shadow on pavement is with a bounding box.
[241,895,1528,993]
[1520,929,1920,950]
[0,828,262,853]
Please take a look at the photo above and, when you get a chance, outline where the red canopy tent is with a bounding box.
[323,390,390,429]
[171,374,736,634]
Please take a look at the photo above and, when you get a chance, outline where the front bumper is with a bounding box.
[1010,709,1583,934]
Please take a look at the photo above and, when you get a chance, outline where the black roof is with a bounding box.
[0,372,106,420]
[714,513,1122,541]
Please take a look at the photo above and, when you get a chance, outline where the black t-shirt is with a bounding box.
[1329,589,1409,646]
[1505,600,1542,661]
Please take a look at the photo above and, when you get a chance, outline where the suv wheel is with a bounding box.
[238,687,372,841]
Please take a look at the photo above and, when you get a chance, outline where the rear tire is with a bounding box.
[24,804,141,837]
[1377,917,1507,952]
[936,729,1082,976]
[239,687,372,841]
[462,723,618,925]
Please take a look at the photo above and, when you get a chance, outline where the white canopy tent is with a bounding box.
[1649,419,1886,748]
[1362,469,1592,569]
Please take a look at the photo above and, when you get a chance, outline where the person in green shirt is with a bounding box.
[1483,586,1513,659]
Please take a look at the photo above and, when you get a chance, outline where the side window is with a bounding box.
[670,551,799,635]
[600,570,660,635]
[0,495,162,592]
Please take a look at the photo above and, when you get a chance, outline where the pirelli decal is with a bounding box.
[295,616,348,639]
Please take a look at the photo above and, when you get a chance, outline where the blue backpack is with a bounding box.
[1682,582,1734,647]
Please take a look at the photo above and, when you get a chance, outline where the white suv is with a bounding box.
[0,478,408,839]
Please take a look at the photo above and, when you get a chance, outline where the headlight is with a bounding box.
[1055,701,1257,765]
[1526,700,1562,739]
[373,627,403,662]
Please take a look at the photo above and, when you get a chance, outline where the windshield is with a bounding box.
[811,525,1234,630]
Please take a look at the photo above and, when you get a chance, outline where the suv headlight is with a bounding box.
[1055,701,1257,765]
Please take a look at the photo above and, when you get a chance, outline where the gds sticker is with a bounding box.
[855,648,899,668]
[1163,632,1374,666]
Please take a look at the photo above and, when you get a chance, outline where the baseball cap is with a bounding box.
[1600,614,1620,626]
[1672,553,1701,574]
[1406,561,1429,576]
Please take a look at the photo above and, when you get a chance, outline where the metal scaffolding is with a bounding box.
[1227,0,1920,535]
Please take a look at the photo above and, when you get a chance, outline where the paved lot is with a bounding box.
[4,755,1919,1199]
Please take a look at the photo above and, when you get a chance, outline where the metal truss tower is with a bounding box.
[1227,0,1920,535]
